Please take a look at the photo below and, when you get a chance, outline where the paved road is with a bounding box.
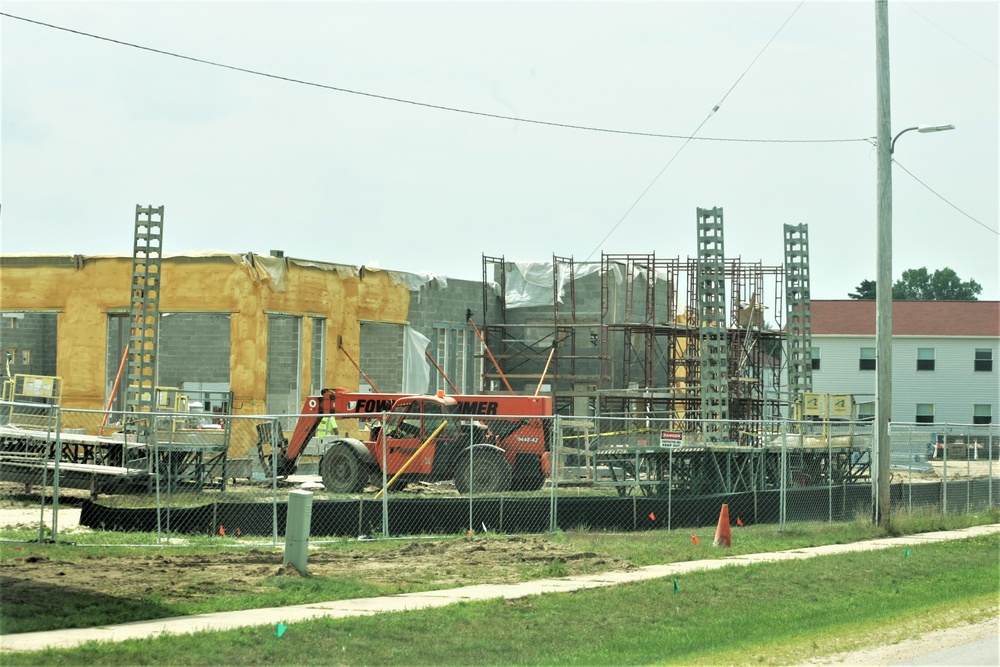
[895,633,1000,666]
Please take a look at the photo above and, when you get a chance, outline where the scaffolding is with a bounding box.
[124,205,164,436]
[784,223,814,412]
[480,255,606,415]
[481,212,803,434]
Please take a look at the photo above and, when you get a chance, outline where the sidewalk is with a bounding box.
[3,524,998,653]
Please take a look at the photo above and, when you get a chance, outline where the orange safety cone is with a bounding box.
[713,504,731,548]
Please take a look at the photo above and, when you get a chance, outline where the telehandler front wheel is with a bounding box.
[320,444,366,494]
[454,448,512,495]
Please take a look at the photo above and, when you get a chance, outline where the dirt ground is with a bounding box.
[0,538,629,618]
[0,477,635,618]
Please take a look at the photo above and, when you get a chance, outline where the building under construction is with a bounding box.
[1,203,824,499]
[481,207,814,447]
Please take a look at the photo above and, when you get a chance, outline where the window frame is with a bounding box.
[810,347,821,371]
[859,347,876,371]
[916,347,935,372]
[973,404,992,425]
[915,403,934,424]
[974,348,993,372]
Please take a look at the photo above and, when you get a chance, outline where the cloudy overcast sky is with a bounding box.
[2,1,997,301]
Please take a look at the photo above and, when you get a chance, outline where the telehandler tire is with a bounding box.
[454,448,512,495]
[320,443,366,494]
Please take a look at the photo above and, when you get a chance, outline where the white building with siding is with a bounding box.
[809,300,999,425]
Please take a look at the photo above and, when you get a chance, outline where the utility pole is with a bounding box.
[874,0,893,529]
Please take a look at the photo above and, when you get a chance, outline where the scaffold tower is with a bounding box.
[124,205,164,434]
[696,207,729,442]
[784,222,813,409]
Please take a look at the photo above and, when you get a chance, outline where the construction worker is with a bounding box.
[316,416,339,438]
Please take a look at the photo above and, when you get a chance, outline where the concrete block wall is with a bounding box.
[158,313,232,388]
[502,267,608,396]
[0,312,58,378]
[266,314,300,418]
[356,277,494,396]
[408,277,492,394]
[359,321,404,392]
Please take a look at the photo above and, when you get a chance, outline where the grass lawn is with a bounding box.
[1,532,996,665]
[1,509,998,664]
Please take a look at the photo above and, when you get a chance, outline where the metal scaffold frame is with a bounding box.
[481,210,800,438]
[696,207,729,442]
[784,223,814,412]
[124,205,164,436]
[480,255,607,415]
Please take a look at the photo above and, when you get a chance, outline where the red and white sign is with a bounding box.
[659,430,683,447]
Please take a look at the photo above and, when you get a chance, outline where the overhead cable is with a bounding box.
[893,159,999,236]
[584,0,807,260]
[0,11,868,145]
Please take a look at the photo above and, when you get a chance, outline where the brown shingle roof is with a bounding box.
[811,300,1000,336]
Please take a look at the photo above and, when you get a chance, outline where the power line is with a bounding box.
[0,10,869,145]
[902,2,997,68]
[712,0,806,112]
[893,159,999,236]
[585,0,807,261]
[863,137,996,236]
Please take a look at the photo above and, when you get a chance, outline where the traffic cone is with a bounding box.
[713,504,731,548]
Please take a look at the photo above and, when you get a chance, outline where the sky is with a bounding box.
[2,1,998,302]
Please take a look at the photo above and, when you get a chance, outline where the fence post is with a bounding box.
[38,411,50,544]
[779,420,787,531]
[52,405,62,542]
[154,423,163,542]
[466,416,473,535]
[550,415,559,533]
[381,411,389,539]
[165,421,174,543]
[272,418,279,546]
[942,426,948,514]
[965,425,972,513]
[826,424,832,523]
[990,428,994,508]
[668,446,673,532]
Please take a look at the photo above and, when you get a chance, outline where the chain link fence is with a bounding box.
[2,401,997,546]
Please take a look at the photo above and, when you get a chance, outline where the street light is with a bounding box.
[873,118,955,529]
[890,124,956,154]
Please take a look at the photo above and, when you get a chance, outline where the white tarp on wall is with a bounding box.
[504,261,620,308]
[403,327,432,393]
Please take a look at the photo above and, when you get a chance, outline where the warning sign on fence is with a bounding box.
[659,430,683,447]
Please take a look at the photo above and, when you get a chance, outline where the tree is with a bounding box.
[848,279,876,300]
[848,267,982,300]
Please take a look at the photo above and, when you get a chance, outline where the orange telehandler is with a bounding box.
[257,387,553,494]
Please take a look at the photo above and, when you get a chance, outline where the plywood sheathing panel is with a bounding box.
[0,255,412,428]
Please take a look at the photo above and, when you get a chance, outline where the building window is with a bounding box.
[856,401,874,421]
[915,404,934,424]
[916,348,935,371]
[975,349,993,372]
[859,347,876,371]
[310,317,326,395]
[973,404,992,425]
[811,347,821,371]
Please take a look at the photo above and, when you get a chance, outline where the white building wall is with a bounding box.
[811,335,999,425]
